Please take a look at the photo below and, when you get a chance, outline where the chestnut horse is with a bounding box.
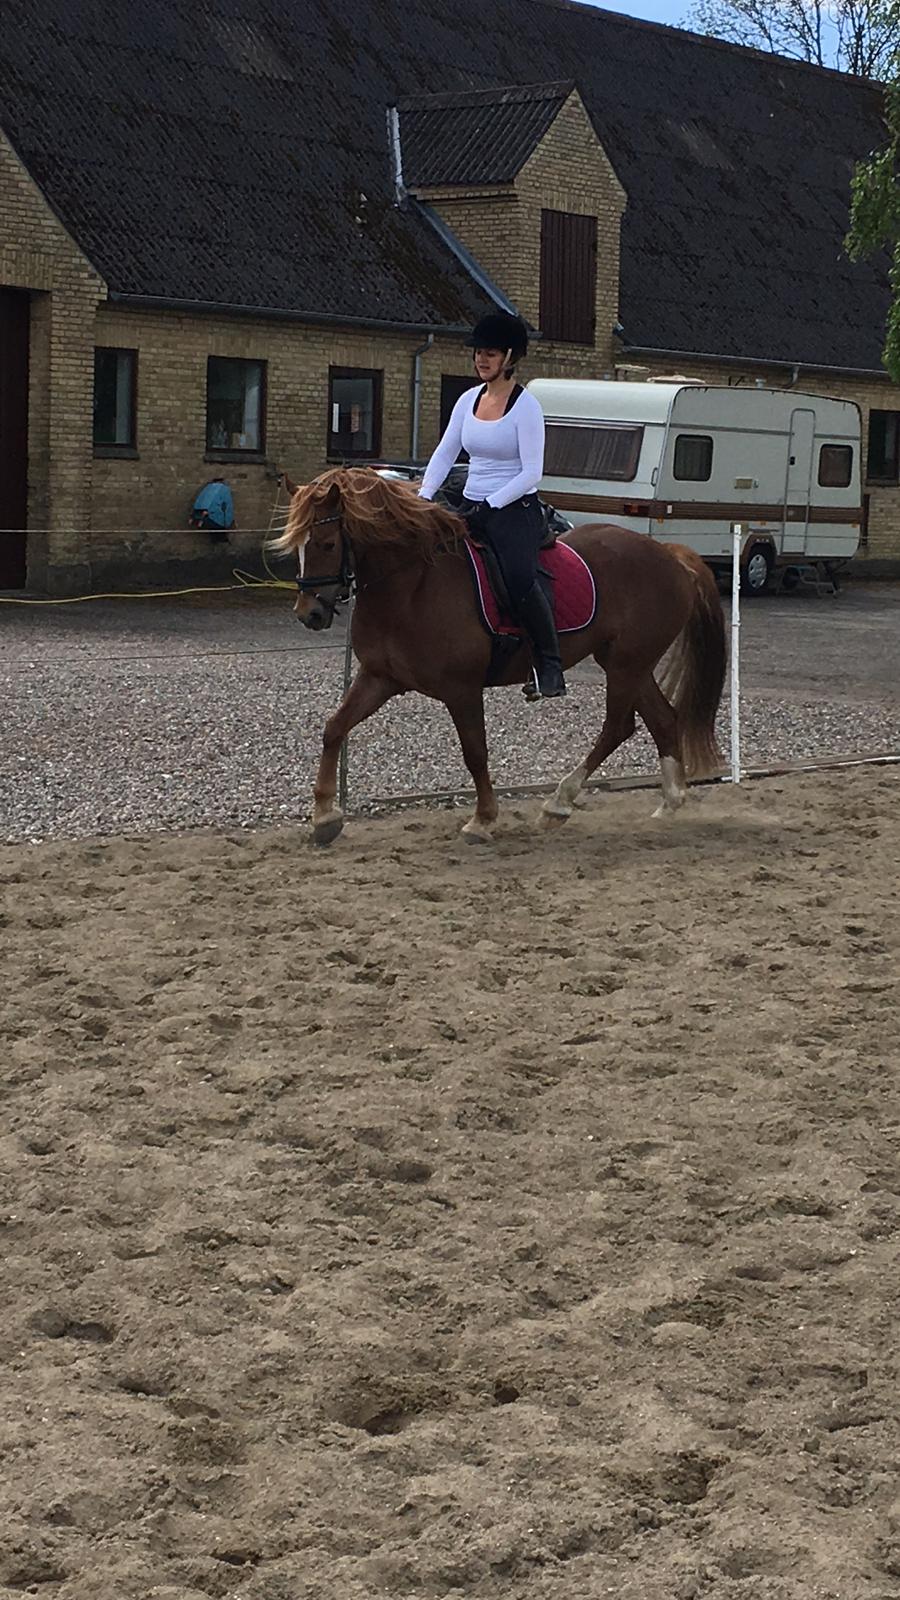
[273,468,726,846]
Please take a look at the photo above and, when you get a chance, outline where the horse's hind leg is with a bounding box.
[312,669,396,845]
[634,676,689,817]
[447,693,498,844]
[542,663,636,825]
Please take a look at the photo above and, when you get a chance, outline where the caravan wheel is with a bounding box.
[741,543,773,596]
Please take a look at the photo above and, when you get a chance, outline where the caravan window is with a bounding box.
[544,423,643,481]
[673,434,713,481]
[818,444,853,488]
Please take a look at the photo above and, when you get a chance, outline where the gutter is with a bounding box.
[621,343,890,382]
[385,101,518,323]
[416,203,521,317]
[106,290,474,338]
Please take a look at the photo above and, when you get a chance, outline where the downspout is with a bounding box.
[786,363,800,389]
[410,334,434,462]
[387,106,406,208]
[387,105,434,462]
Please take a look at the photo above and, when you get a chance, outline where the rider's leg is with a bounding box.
[513,583,566,698]
[485,498,566,700]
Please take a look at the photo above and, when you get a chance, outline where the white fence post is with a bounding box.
[731,523,742,786]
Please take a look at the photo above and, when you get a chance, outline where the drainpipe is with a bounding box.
[387,107,406,207]
[410,333,434,462]
[786,363,801,389]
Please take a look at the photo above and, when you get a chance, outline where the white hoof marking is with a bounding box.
[545,760,588,822]
[658,755,688,814]
[461,817,494,845]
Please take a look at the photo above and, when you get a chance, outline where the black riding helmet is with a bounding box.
[469,312,529,363]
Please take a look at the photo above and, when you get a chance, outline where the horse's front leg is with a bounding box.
[447,694,498,844]
[312,669,396,845]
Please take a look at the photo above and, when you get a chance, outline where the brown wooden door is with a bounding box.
[0,288,30,587]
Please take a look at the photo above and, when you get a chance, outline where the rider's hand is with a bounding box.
[463,500,491,535]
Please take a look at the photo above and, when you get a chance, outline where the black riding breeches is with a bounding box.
[476,496,544,607]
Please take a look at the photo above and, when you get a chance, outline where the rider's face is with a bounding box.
[473,347,509,382]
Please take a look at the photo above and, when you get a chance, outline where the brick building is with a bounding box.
[0,0,897,592]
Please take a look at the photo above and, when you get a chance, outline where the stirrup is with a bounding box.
[522,665,567,702]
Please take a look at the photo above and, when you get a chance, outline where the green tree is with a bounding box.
[846,60,900,380]
[685,0,898,77]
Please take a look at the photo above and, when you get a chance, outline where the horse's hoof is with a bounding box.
[312,812,344,847]
[461,819,494,845]
[540,801,571,827]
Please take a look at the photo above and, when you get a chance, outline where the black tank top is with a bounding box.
[472,383,524,419]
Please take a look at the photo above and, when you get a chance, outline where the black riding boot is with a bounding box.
[515,582,567,700]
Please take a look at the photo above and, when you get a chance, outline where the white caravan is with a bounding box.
[528,380,862,592]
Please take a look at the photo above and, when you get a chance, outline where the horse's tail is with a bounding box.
[657,546,727,779]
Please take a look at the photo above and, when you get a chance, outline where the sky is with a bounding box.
[585,0,691,24]
[584,0,845,64]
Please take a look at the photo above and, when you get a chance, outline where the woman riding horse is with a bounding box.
[275,463,726,847]
[419,312,566,701]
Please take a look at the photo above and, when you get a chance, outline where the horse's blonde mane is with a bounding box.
[270,467,462,556]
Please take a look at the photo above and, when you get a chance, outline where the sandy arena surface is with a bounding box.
[1,767,899,1600]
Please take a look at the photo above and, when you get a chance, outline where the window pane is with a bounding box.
[544,423,643,481]
[673,434,713,481]
[329,371,381,457]
[207,357,264,451]
[818,444,852,488]
[867,410,899,481]
[93,348,135,446]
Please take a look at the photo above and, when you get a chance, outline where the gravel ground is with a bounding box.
[2,581,900,844]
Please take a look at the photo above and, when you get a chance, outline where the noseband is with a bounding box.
[295,512,353,615]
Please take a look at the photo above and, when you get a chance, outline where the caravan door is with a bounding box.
[783,408,815,553]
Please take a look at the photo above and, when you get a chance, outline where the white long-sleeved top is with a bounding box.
[419,385,545,509]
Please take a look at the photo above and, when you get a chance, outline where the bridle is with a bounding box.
[294,512,354,618]
[293,499,454,615]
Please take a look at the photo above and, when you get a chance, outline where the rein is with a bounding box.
[295,509,462,612]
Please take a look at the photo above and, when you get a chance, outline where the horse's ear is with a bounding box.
[281,473,300,498]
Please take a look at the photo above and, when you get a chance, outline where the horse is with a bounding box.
[272,468,727,846]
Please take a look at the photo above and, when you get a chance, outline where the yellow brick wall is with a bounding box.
[0,127,104,588]
[421,90,625,381]
[90,306,429,576]
[627,353,900,567]
[88,310,488,575]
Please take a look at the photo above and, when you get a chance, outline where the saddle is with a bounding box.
[434,465,571,617]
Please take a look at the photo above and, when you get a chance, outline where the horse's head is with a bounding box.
[271,466,460,629]
[278,471,352,631]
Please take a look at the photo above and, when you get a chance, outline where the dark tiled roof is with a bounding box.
[0,0,498,329]
[399,82,573,187]
[0,0,891,367]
